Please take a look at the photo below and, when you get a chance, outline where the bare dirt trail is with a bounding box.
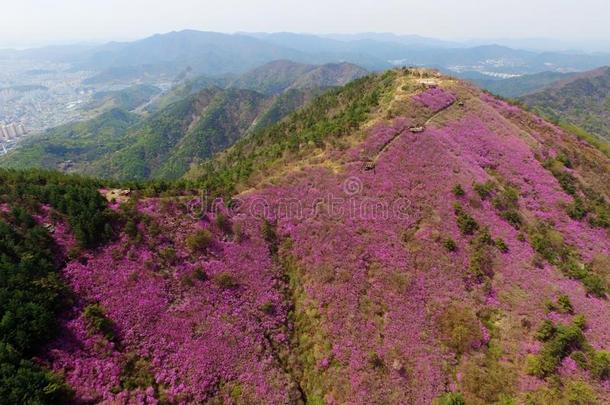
[367,91,457,168]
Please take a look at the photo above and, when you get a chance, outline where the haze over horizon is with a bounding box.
[2,0,610,50]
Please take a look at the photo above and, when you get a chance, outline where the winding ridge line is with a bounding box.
[370,98,457,166]
[424,99,457,126]
[372,128,407,164]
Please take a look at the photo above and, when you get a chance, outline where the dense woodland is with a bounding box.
[0,170,115,403]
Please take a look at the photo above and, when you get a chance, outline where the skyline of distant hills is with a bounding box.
[3,31,610,53]
[2,29,609,171]
[5,56,610,182]
[3,30,610,81]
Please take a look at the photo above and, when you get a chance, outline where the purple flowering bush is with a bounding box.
[45,200,298,403]
[412,87,457,112]
[41,72,610,403]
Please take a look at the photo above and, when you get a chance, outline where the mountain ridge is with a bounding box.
[11,30,610,85]
[28,68,610,403]
[229,60,368,94]
[1,68,609,404]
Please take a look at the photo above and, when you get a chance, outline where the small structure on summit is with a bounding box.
[409,126,425,133]
[104,189,132,204]
[363,161,376,171]
[58,160,75,171]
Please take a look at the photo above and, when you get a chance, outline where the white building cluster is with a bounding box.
[0,122,26,141]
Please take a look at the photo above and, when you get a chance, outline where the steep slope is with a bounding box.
[91,87,323,180]
[521,67,610,141]
[25,69,609,404]
[230,60,368,94]
[0,169,115,403]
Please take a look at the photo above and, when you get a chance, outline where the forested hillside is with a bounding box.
[0,170,116,403]
[521,67,610,141]
[1,87,321,180]
[2,61,368,181]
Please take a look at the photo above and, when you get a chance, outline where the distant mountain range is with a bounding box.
[4,30,610,85]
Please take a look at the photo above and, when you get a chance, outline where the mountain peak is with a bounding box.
[35,67,609,403]
[3,66,609,403]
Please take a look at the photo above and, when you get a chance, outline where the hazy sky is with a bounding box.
[2,0,609,48]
